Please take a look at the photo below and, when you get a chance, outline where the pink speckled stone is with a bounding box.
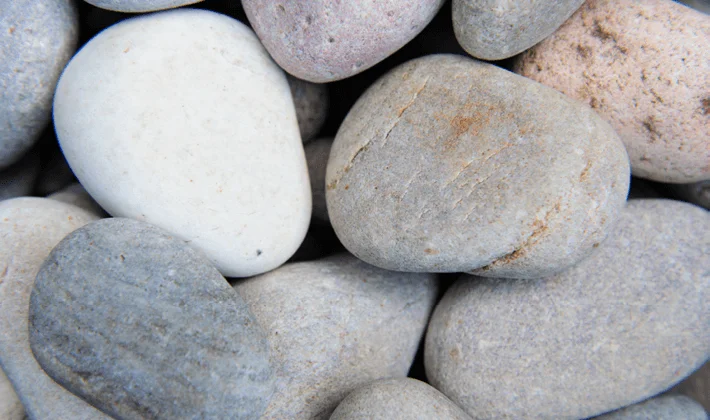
[515,0,710,183]
[242,0,446,83]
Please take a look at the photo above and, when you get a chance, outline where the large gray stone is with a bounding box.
[0,0,78,170]
[453,0,585,60]
[326,54,630,278]
[305,137,333,223]
[83,0,203,13]
[425,199,710,419]
[330,378,472,420]
[29,218,274,420]
[0,198,107,420]
[287,75,329,143]
[234,254,438,419]
[593,395,707,419]
[0,368,24,420]
[0,151,39,201]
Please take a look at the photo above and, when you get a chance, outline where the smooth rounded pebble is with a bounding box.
[0,151,39,201]
[29,218,274,420]
[234,254,438,419]
[288,75,329,142]
[670,180,710,210]
[453,0,585,60]
[305,137,333,223]
[667,361,710,412]
[326,54,630,278]
[593,395,707,419]
[330,378,471,420]
[0,368,24,420]
[0,198,107,420]
[0,0,78,170]
[48,182,106,217]
[242,0,446,82]
[515,0,710,183]
[54,9,311,277]
[425,199,710,419]
[83,0,203,13]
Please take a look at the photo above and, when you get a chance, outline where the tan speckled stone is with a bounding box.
[514,0,710,183]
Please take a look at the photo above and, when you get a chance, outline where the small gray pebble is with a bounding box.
[305,137,333,223]
[593,395,707,419]
[0,0,78,170]
[83,0,204,13]
[29,218,274,420]
[288,75,329,142]
[330,378,472,420]
[0,152,39,201]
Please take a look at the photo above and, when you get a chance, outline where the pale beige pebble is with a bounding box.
[666,361,710,412]
[305,137,333,223]
[48,182,107,217]
[0,368,24,420]
[0,198,108,419]
[515,0,710,183]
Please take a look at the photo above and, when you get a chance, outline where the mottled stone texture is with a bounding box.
[594,395,707,419]
[327,54,629,278]
[242,0,446,82]
[453,0,586,60]
[305,137,333,223]
[425,199,710,419]
[83,0,203,13]
[515,0,710,183]
[287,75,329,142]
[29,218,274,420]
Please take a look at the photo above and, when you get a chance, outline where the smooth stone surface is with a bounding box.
[48,183,106,217]
[305,137,333,223]
[453,0,585,60]
[594,395,707,419]
[242,0,446,82]
[667,361,710,412]
[330,378,471,420]
[287,75,329,142]
[0,198,107,420]
[670,180,710,210]
[0,0,78,170]
[0,151,39,201]
[234,254,438,419]
[54,9,311,277]
[515,0,710,183]
[83,0,203,13]
[425,199,710,419]
[0,368,24,420]
[29,218,274,420]
[326,54,630,278]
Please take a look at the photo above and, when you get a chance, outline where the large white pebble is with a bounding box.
[53,9,311,277]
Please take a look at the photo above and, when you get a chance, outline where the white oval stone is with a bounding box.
[54,9,311,277]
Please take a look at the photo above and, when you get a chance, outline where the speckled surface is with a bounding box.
[287,75,329,142]
[326,54,630,278]
[515,0,710,183]
[305,137,333,223]
[425,199,710,419]
[593,395,707,419]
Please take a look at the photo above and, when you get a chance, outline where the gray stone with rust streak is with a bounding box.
[425,199,710,419]
[593,395,707,419]
[330,378,472,420]
[0,0,78,170]
[326,54,630,279]
[234,254,438,419]
[288,75,329,143]
[29,218,274,420]
[305,137,333,223]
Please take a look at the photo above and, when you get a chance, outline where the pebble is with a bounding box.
[234,254,438,419]
[667,361,710,412]
[29,217,275,420]
[425,199,710,419]
[48,182,106,217]
[514,0,710,183]
[330,378,472,420]
[0,0,79,170]
[0,151,39,201]
[288,75,329,142]
[0,368,24,420]
[83,0,203,13]
[305,137,334,223]
[53,9,311,277]
[453,0,586,60]
[242,0,447,82]
[0,198,107,420]
[593,395,707,419]
[326,54,630,278]
[669,180,710,210]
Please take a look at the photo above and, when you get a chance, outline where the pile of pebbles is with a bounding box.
[1,0,708,419]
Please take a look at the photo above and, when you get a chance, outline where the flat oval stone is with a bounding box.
[242,0,446,82]
[514,0,710,183]
[288,75,329,143]
[331,378,472,420]
[326,54,630,278]
[0,151,39,201]
[0,198,106,420]
[29,217,274,420]
[54,9,311,277]
[234,254,438,419]
[0,0,78,170]
[453,0,585,60]
[594,395,707,420]
[305,137,333,223]
[0,369,24,420]
[83,0,203,13]
[425,199,710,419]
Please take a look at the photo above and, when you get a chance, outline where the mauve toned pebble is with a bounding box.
[82,0,203,13]
[287,75,329,142]
[593,395,707,419]
[29,218,274,420]
[242,0,446,82]
[0,0,78,170]
[453,0,586,60]
[48,183,107,217]
[669,180,710,210]
[514,0,710,183]
[0,198,107,420]
[305,137,333,223]
[330,378,472,420]
[234,254,438,419]
[425,199,710,419]
[0,152,39,201]
[0,368,24,420]
[326,54,629,279]
[667,361,710,412]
